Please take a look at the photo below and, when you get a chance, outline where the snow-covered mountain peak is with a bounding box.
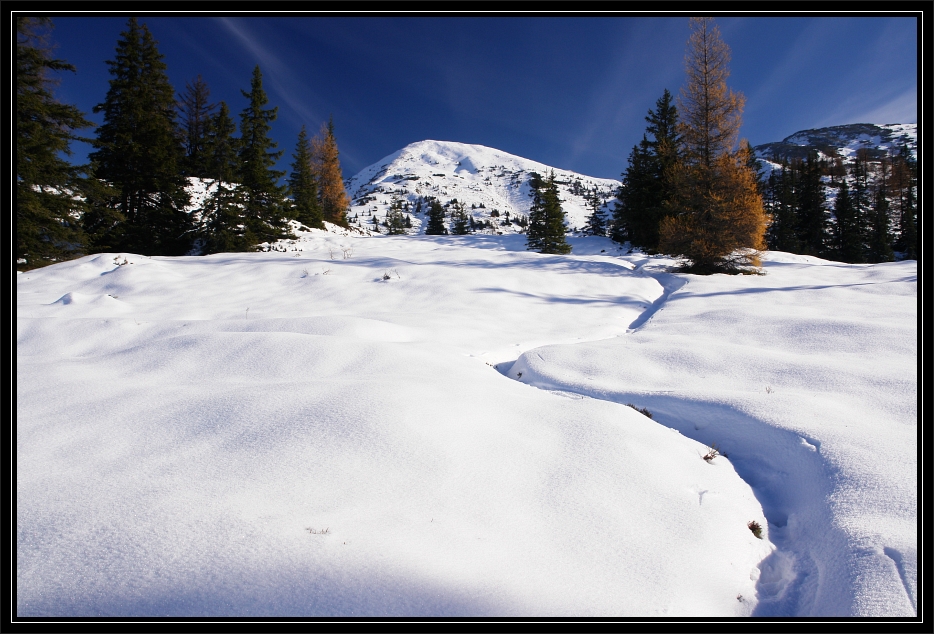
[344,140,620,235]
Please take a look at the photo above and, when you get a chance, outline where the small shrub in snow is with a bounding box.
[747,521,763,539]
[306,527,330,535]
[626,403,653,419]
[703,444,720,462]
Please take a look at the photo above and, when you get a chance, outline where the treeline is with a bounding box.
[763,148,917,263]
[16,17,351,271]
[350,194,529,238]
[608,17,917,269]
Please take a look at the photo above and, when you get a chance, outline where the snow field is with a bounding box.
[16,231,915,616]
[508,250,917,616]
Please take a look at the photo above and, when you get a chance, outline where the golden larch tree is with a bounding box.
[311,116,350,226]
[659,17,767,273]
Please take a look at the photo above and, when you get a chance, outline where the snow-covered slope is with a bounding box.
[344,140,619,235]
[17,233,916,617]
[752,123,917,178]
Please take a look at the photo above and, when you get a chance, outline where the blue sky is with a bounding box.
[43,14,918,181]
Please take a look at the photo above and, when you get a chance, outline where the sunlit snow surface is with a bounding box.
[17,231,916,617]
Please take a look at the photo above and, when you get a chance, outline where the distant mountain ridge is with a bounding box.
[753,123,916,164]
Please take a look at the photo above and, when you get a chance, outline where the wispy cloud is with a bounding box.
[564,19,685,174]
[216,18,324,134]
[816,87,918,127]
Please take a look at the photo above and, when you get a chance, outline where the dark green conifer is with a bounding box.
[78,167,124,253]
[612,89,681,250]
[197,101,248,254]
[765,159,800,253]
[832,179,862,263]
[237,65,290,244]
[203,102,239,183]
[528,171,571,254]
[795,151,829,256]
[865,159,894,263]
[450,201,469,235]
[425,200,447,235]
[612,139,650,245]
[16,17,95,270]
[851,150,872,254]
[525,172,546,250]
[386,198,407,235]
[892,145,917,260]
[288,126,324,229]
[89,17,193,256]
[583,188,607,236]
[178,75,217,178]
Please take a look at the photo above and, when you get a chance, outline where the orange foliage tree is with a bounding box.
[659,17,767,273]
[311,117,350,226]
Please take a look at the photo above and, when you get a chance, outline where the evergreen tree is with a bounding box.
[612,90,681,250]
[89,17,193,256]
[450,201,469,235]
[425,200,447,235]
[16,17,95,270]
[780,160,802,253]
[237,65,290,245]
[203,102,239,183]
[177,74,217,178]
[288,125,324,229]
[199,180,249,254]
[865,159,894,263]
[583,188,607,236]
[641,88,681,246]
[386,198,407,235]
[528,171,571,254]
[526,172,546,250]
[197,101,248,254]
[795,150,829,256]
[832,179,862,263]
[851,149,872,255]
[311,116,350,226]
[892,145,917,260]
[764,159,799,253]
[79,164,124,253]
[612,138,649,245]
[659,17,766,273]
